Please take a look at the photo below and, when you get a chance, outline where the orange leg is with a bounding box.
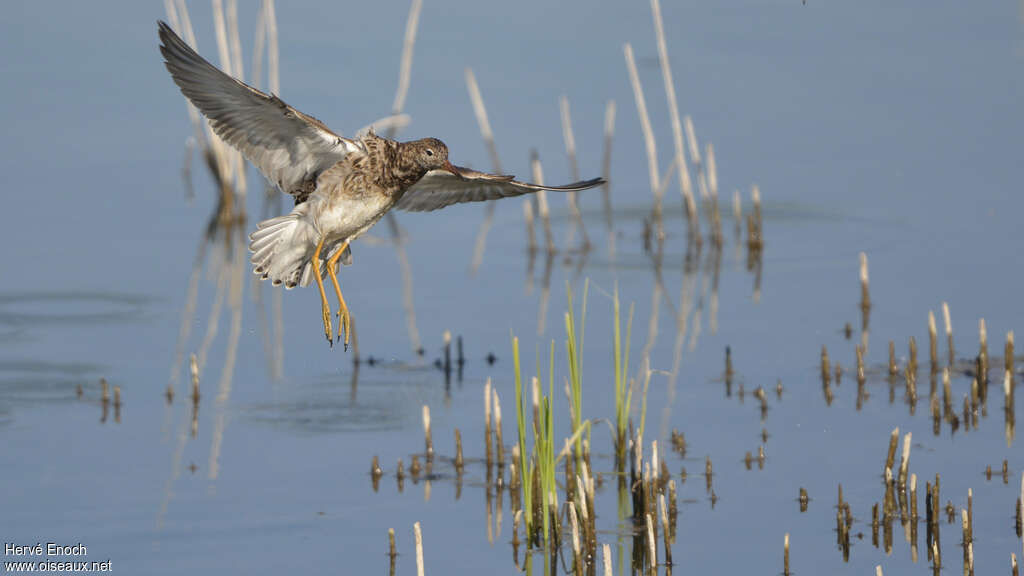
[312,237,333,346]
[326,240,351,350]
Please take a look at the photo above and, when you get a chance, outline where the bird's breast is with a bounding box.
[316,189,395,242]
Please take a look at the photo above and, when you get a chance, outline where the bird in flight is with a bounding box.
[158,21,603,349]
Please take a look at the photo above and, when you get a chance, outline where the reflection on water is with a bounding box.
[0,291,152,327]
[242,372,417,435]
[0,358,105,407]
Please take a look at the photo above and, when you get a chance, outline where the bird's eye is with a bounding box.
[425,149,434,156]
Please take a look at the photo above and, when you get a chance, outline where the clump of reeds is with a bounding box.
[511,336,558,549]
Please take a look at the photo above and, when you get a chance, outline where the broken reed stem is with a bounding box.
[523,198,536,252]
[531,376,540,431]
[1006,331,1015,375]
[784,533,790,576]
[493,389,504,466]
[530,151,554,253]
[391,0,422,117]
[484,379,493,468]
[889,340,898,375]
[454,429,464,472]
[681,115,701,170]
[557,96,581,175]
[885,428,900,475]
[929,311,939,372]
[387,528,397,576]
[751,185,763,244]
[860,252,871,311]
[821,346,831,384]
[706,143,723,246]
[732,189,742,234]
[646,513,657,570]
[909,337,919,388]
[559,95,588,249]
[899,431,912,488]
[464,68,501,173]
[601,100,616,236]
[623,43,661,207]
[857,344,866,386]
[705,456,713,493]
[422,405,433,459]
[660,493,672,565]
[413,522,424,576]
[980,318,989,382]
[190,353,200,403]
[944,302,954,365]
[962,508,970,573]
[569,503,581,571]
[651,0,697,226]
[911,473,919,519]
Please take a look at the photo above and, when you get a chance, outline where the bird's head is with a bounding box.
[409,138,459,175]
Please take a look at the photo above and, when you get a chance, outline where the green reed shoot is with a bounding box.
[513,336,532,541]
[612,285,635,467]
[565,279,589,463]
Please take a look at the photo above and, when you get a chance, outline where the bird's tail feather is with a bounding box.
[249,207,353,289]
[250,208,317,289]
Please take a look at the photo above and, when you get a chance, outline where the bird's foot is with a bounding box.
[321,305,333,347]
[336,306,351,352]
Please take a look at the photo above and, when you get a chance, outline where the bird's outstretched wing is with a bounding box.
[158,21,361,196]
[395,165,604,212]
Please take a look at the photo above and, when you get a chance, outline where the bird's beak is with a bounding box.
[443,161,462,178]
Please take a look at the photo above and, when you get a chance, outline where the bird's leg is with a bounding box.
[312,237,333,346]
[326,240,351,350]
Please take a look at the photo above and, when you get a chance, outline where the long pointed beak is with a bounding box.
[443,161,462,177]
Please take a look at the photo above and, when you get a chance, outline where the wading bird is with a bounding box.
[159,21,603,349]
